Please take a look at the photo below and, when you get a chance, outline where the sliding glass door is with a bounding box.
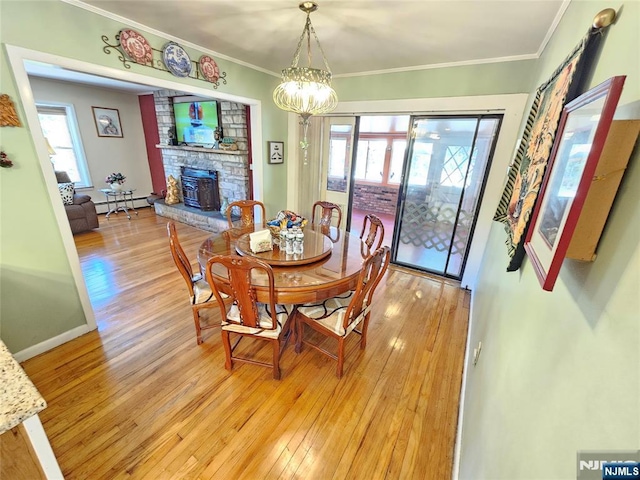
[392,115,502,279]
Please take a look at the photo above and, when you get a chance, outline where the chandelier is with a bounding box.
[273,1,338,164]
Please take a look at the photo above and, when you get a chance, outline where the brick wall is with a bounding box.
[153,90,249,204]
[352,182,399,216]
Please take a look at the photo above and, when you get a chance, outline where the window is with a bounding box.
[389,139,406,184]
[440,145,471,188]
[327,124,353,193]
[328,138,348,177]
[407,141,434,186]
[37,104,92,187]
[353,115,410,186]
[355,139,386,183]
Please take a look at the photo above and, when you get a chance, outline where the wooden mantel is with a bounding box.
[155,144,246,155]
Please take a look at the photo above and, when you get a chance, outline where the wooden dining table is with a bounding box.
[197,223,369,304]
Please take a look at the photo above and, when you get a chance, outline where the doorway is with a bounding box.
[320,116,356,228]
[320,115,406,236]
[320,113,502,281]
[7,45,265,343]
[347,115,409,240]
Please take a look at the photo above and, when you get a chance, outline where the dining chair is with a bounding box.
[312,201,342,229]
[295,246,391,378]
[167,221,219,345]
[360,213,385,252]
[205,254,296,380]
[226,199,266,228]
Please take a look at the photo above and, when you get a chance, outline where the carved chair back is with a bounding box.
[343,246,390,331]
[360,214,385,252]
[168,221,220,344]
[226,200,266,228]
[312,201,342,229]
[205,254,277,330]
[167,221,197,297]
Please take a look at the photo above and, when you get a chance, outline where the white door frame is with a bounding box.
[6,44,264,354]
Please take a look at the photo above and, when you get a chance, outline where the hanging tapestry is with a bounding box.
[493,28,603,271]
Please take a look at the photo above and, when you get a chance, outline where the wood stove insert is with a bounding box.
[180,167,220,211]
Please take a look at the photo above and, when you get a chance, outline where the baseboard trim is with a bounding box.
[95,201,152,215]
[13,325,94,363]
[451,288,475,480]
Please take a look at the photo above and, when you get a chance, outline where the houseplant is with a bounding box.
[105,172,126,191]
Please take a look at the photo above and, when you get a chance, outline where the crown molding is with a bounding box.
[537,0,572,57]
[62,0,567,80]
[334,54,539,79]
[61,0,280,77]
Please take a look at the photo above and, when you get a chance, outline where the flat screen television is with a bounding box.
[173,99,221,146]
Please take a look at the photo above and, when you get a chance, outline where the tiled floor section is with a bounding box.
[350,207,463,277]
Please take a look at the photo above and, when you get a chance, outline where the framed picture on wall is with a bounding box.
[268,141,284,164]
[524,76,626,291]
[492,29,603,272]
[92,107,123,138]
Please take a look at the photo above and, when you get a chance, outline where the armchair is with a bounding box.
[55,171,99,234]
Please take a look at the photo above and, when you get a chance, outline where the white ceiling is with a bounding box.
[69,0,569,77]
[27,0,570,95]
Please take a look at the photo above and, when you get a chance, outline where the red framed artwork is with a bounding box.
[524,76,626,291]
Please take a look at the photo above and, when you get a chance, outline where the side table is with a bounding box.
[99,188,138,220]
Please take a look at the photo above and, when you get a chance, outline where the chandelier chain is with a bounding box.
[306,17,312,67]
[273,0,338,161]
[289,13,332,73]
[308,21,332,72]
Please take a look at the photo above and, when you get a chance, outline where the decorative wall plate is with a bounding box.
[198,55,220,83]
[118,29,152,65]
[162,42,192,77]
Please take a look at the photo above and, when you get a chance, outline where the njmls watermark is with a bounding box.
[577,450,640,479]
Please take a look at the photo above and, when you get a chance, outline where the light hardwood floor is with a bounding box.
[21,208,470,479]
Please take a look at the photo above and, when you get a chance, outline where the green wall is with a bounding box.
[0,0,541,353]
[3,2,638,476]
[458,1,640,478]
[334,59,537,101]
[0,0,284,352]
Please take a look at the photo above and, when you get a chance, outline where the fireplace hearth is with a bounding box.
[181,167,220,211]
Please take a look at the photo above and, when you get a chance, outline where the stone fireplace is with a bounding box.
[152,90,250,232]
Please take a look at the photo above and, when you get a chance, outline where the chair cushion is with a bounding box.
[58,182,74,205]
[191,274,214,305]
[297,291,369,336]
[222,303,294,339]
[191,273,228,304]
